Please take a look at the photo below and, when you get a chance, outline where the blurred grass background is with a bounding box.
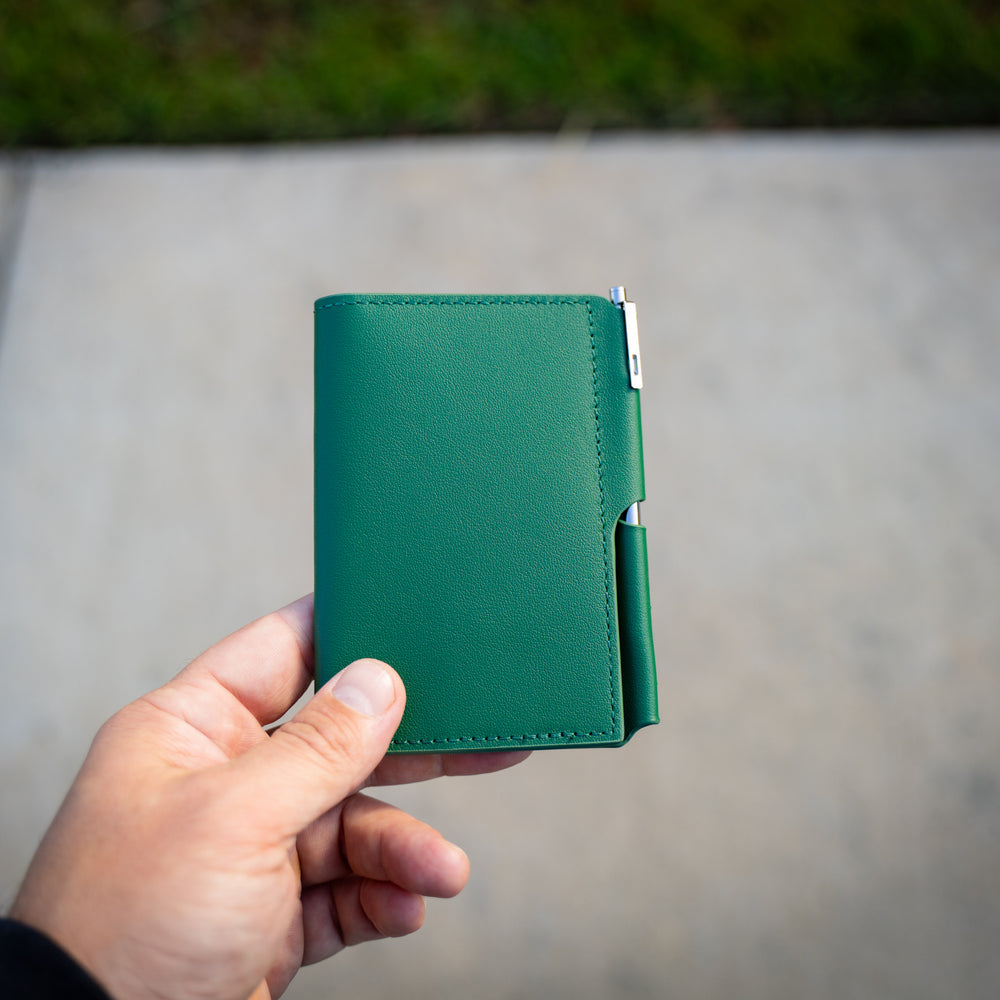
[1,0,999,146]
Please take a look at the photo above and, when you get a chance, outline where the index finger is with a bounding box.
[176,593,315,726]
[366,750,532,787]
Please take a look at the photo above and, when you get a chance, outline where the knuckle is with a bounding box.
[278,705,369,773]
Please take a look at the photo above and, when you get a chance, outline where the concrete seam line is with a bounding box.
[0,155,34,361]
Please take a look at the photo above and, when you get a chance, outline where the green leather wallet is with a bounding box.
[315,291,658,751]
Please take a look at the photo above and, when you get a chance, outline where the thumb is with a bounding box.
[228,658,406,836]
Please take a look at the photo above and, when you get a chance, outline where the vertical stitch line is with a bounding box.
[587,301,618,735]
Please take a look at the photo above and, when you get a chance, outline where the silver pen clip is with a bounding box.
[611,286,644,527]
[610,286,643,389]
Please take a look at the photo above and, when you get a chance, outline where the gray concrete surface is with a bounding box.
[1,134,999,999]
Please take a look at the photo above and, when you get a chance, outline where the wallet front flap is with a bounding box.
[315,295,646,750]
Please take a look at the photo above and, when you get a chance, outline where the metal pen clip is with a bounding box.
[610,286,644,527]
[610,286,643,389]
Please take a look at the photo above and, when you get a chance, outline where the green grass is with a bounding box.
[2,0,999,146]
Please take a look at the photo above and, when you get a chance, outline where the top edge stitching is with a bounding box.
[316,298,591,311]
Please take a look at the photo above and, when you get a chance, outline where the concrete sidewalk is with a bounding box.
[1,134,999,999]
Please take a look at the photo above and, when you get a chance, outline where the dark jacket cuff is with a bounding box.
[0,917,112,999]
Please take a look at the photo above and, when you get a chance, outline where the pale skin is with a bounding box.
[10,594,529,1000]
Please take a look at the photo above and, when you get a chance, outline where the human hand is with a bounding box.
[10,595,528,1000]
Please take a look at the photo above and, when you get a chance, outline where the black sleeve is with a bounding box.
[0,918,112,999]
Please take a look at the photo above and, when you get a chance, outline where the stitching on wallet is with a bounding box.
[316,297,590,310]
[392,730,610,746]
[324,297,617,743]
[587,300,619,734]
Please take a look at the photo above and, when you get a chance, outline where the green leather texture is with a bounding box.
[314,294,658,751]
[615,521,660,737]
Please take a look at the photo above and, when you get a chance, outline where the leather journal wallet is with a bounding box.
[314,290,658,751]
